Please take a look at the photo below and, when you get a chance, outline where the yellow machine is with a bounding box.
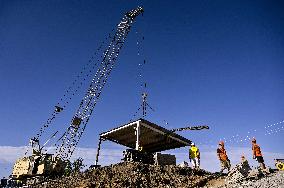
[275,159,284,170]
[12,153,65,179]
[11,136,66,186]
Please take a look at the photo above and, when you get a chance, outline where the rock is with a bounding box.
[217,170,284,188]
[227,159,252,183]
[178,161,189,168]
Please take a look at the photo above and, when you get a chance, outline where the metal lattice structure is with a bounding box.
[55,6,144,160]
[171,125,209,133]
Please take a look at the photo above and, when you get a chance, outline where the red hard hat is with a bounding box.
[219,141,224,146]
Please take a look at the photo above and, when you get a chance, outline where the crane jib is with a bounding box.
[55,7,144,160]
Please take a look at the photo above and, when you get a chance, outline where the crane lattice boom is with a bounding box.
[55,6,144,160]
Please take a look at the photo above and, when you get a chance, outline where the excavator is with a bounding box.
[9,6,144,186]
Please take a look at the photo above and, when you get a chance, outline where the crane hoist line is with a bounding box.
[55,6,144,160]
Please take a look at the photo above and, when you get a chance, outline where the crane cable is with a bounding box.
[35,31,115,139]
[55,31,124,158]
[130,27,155,121]
[25,29,116,155]
[196,119,284,146]
[54,7,145,160]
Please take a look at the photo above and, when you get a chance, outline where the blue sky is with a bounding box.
[0,0,284,177]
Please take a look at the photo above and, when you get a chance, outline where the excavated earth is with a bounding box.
[33,162,284,188]
[33,162,215,188]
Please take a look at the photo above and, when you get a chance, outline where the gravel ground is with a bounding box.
[217,171,284,188]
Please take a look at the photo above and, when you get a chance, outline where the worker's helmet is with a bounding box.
[251,138,256,143]
[191,142,195,146]
[219,141,224,146]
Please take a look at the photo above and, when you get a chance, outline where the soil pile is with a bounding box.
[34,162,215,188]
[32,162,284,188]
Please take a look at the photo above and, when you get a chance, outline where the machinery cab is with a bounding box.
[11,153,66,179]
[11,138,66,180]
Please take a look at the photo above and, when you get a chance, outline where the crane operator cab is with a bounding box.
[11,137,66,181]
[30,137,40,155]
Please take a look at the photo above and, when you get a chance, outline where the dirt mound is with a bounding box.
[34,162,215,188]
[226,159,272,184]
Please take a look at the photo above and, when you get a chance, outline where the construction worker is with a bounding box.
[251,138,266,169]
[241,155,246,163]
[189,142,200,169]
[240,155,250,167]
[217,141,231,173]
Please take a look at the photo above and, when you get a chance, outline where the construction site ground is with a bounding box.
[32,162,284,188]
[205,170,284,188]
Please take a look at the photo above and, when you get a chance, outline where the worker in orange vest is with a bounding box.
[217,141,231,173]
[251,138,266,169]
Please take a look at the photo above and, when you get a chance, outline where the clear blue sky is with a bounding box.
[0,0,284,174]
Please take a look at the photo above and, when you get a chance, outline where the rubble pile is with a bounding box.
[226,159,271,183]
[226,159,252,182]
[220,170,284,188]
[34,162,214,188]
[207,159,283,188]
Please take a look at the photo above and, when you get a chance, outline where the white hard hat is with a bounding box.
[191,142,195,146]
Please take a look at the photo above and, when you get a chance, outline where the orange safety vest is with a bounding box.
[252,143,262,157]
[217,147,228,161]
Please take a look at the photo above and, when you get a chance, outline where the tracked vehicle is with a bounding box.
[10,6,144,186]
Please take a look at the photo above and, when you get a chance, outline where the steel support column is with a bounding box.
[135,122,141,150]
[95,136,103,165]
